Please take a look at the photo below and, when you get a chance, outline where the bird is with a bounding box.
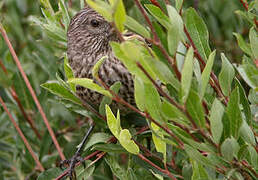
[67,6,136,114]
[64,7,140,179]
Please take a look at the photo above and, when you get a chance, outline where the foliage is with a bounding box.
[0,0,257,180]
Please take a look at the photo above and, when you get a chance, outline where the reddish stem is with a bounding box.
[0,60,42,139]
[68,0,72,8]
[0,25,66,161]
[183,27,228,105]
[0,96,44,171]
[10,88,42,139]
[134,0,181,80]
[149,0,165,13]
[138,154,178,180]
[96,75,184,149]
[134,140,183,176]
[134,0,159,42]
[239,0,249,11]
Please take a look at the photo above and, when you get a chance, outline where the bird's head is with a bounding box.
[67,7,118,55]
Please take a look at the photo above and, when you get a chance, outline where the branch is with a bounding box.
[55,150,103,180]
[134,140,183,176]
[239,0,248,11]
[136,62,219,149]
[134,0,158,42]
[0,96,44,172]
[0,24,66,161]
[95,75,184,149]
[55,137,117,180]
[184,27,228,105]
[138,154,178,180]
[0,60,42,139]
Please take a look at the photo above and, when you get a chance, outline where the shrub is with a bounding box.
[0,0,257,179]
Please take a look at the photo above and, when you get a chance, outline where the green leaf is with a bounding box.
[209,99,224,144]
[218,53,235,96]
[147,58,180,91]
[41,81,81,104]
[76,160,95,180]
[125,16,150,38]
[226,87,243,138]
[119,129,139,155]
[150,169,164,180]
[221,137,240,161]
[167,5,184,55]
[151,123,166,160]
[175,0,183,12]
[233,33,252,56]
[110,41,151,82]
[86,0,112,21]
[200,50,216,99]
[84,133,112,151]
[59,0,70,31]
[239,121,256,146]
[185,8,211,60]
[185,144,215,167]
[236,62,258,89]
[99,82,121,115]
[80,0,85,9]
[106,105,121,139]
[235,10,253,24]
[181,47,194,103]
[134,77,145,111]
[111,0,126,32]
[39,0,54,15]
[92,55,107,79]
[37,167,62,180]
[144,83,162,121]
[186,90,205,128]
[161,100,189,126]
[105,155,128,179]
[64,55,74,80]
[145,4,171,29]
[121,41,140,63]
[68,78,112,97]
[92,144,126,153]
[191,160,210,180]
[64,55,75,91]
[247,145,258,168]
[235,79,252,124]
[249,27,258,59]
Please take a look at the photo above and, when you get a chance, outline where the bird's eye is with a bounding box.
[90,19,100,27]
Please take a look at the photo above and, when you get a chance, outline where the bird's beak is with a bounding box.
[107,26,117,40]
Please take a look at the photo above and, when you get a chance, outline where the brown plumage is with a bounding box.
[67,7,135,113]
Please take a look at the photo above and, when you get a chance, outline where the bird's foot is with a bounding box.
[60,152,85,180]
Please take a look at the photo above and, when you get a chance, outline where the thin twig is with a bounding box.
[138,154,178,180]
[134,0,181,80]
[0,96,44,172]
[0,24,66,161]
[55,150,102,180]
[137,60,219,149]
[149,0,165,13]
[0,60,42,139]
[56,136,117,180]
[68,0,72,8]
[134,140,183,176]
[134,0,158,42]
[95,75,184,149]
[240,160,258,178]
[239,0,249,11]
[136,62,197,129]
[183,27,228,105]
